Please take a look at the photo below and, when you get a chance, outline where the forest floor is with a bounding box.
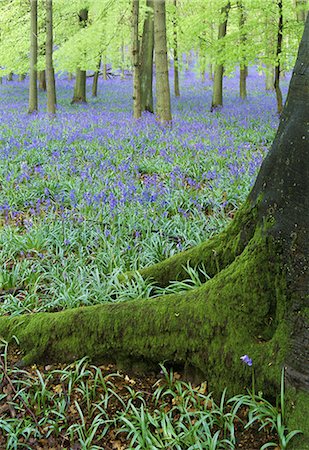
[0,71,292,449]
[0,344,281,450]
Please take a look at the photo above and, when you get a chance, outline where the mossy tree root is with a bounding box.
[123,201,258,287]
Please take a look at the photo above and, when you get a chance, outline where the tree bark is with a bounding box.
[28,0,38,114]
[154,0,172,123]
[211,2,230,111]
[132,0,141,119]
[274,0,283,114]
[71,9,88,104]
[0,13,308,450]
[265,64,275,91]
[46,0,56,114]
[19,74,26,82]
[238,1,247,99]
[71,68,87,104]
[172,0,180,97]
[140,0,154,113]
[7,72,13,81]
[92,58,101,97]
[39,70,46,91]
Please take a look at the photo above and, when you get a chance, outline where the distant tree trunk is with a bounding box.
[265,65,275,91]
[132,0,141,118]
[121,41,125,79]
[238,0,247,99]
[0,77,2,85]
[103,59,107,80]
[172,0,180,97]
[71,9,88,104]
[140,0,154,113]
[274,0,283,114]
[7,72,13,81]
[39,70,46,91]
[211,2,230,111]
[294,0,308,22]
[28,0,38,113]
[68,73,73,81]
[92,58,101,97]
[154,0,172,123]
[46,0,56,115]
[18,74,26,82]
[72,68,87,104]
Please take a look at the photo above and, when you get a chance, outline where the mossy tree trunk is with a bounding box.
[154,0,172,123]
[7,72,13,81]
[46,0,56,115]
[0,13,308,450]
[132,0,141,119]
[294,0,308,22]
[140,0,154,113]
[211,2,230,111]
[71,9,88,104]
[28,0,38,114]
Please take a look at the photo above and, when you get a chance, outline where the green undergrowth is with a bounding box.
[0,341,303,450]
[0,226,288,395]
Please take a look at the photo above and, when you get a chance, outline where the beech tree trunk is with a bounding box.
[71,9,88,104]
[154,0,172,123]
[140,0,154,113]
[39,70,46,91]
[274,0,283,114]
[238,1,247,99]
[172,0,180,97]
[211,2,230,111]
[92,58,101,97]
[0,13,308,450]
[7,72,13,81]
[132,0,141,119]
[28,0,38,113]
[46,0,56,115]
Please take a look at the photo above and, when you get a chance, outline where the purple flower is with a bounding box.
[240,355,253,366]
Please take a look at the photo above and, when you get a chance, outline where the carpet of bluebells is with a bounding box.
[0,69,288,317]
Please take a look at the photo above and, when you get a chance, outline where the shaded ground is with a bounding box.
[0,345,281,450]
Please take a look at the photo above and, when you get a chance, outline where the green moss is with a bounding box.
[285,389,309,449]
[0,225,288,399]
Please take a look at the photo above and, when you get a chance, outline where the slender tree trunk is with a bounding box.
[46,0,56,115]
[18,74,26,82]
[39,70,46,91]
[92,58,101,97]
[211,2,230,111]
[71,9,88,104]
[132,0,141,118]
[103,59,107,80]
[68,73,73,81]
[28,0,38,113]
[265,64,275,91]
[7,72,13,81]
[0,77,2,85]
[121,41,125,79]
[172,0,180,97]
[154,0,172,123]
[274,0,283,114]
[140,0,154,113]
[238,1,247,99]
